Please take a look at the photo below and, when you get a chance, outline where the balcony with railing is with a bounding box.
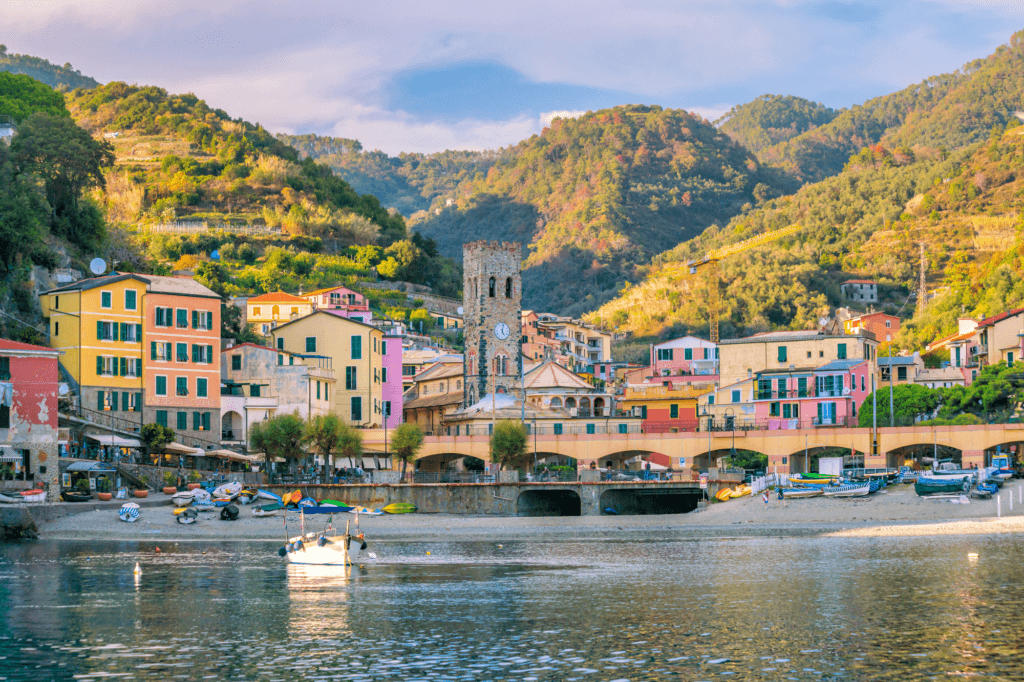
[755,388,846,400]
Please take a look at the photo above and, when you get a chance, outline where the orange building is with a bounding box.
[246,292,314,335]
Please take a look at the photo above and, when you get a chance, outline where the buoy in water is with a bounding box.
[154,547,161,553]
[968,552,980,559]
[426,551,431,555]
[133,562,141,576]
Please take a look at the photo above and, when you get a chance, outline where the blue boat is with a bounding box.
[256,489,283,503]
[294,505,354,514]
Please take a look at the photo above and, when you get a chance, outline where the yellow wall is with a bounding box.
[272,313,384,427]
[77,280,145,391]
[719,335,876,388]
[41,290,82,384]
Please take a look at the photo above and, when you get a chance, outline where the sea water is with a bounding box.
[1,534,1023,680]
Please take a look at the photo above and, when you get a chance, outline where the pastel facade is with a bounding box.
[246,292,313,335]
[271,311,386,427]
[0,340,61,496]
[718,330,878,390]
[914,367,966,389]
[649,336,718,377]
[877,353,925,385]
[41,274,221,442]
[753,359,871,428]
[304,286,369,313]
[619,383,713,433]
[430,311,463,330]
[382,334,403,429]
[844,312,900,343]
[402,362,464,435]
[220,343,335,446]
[521,361,615,418]
[968,308,1024,371]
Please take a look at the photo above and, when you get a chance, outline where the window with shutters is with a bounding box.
[152,342,171,362]
[231,355,241,370]
[124,290,137,310]
[176,376,188,396]
[131,392,141,412]
[586,423,595,434]
[732,390,741,403]
[351,336,361,359]
[276,337,284,350]
[382,367,388,384]
[120,323,141,343]
[176,309,188,328]
[176,343,188,363]
[350,396,362,422]
[197,378,208,398]
[177,411,187,430]
[0,357,9,381]
[553,423,563,435]
[306,337,317,353]
[770,402,780,416]
[670,404,679,419]
[193,345,212,363]
[97,321,115,341]
[100,291,112,308]
[657,348,673,361]
[251,384,261,398]
[345,366,357,390]
[155,307,172,327]
[156,410,168,428]
[316,381,321,400]
[777,346,787,363]
[193,310,212,330]
[897,366,907,381]
[683,348,692,360]
[837,343,847,360]
[155,376,167,396]
[121,357,140,378]
[97,356,116,376]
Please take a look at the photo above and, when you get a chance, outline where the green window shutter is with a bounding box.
[778,346,787,362]
[192,310,198,328]
[97,390,104,410]
[156,376,166,395]
[119,357,126,376]
[316,381,321,400]
[97,355,104,375]
[122,392,129,411]
[136,324,142,341]
[670,404,679,419]
[277,337,284,350]
[278,354,283,366]
[112,322,118,341]
[207,345,213,364]
[351,335,361,359]
[165,343,172,360]
[838,343,847,359]
[640,405,647,420]
[202,412,210,431]
[193,412,200,430]
[177,412,187,430]
[191,344,198,363]
[136,359,142,376]
[119,323,126,340]
[306,337,316,353]
[97,320,104,340]
[156,411,167,428]
[817,403,823,423]
[197,378,207,398]
[684,348,692,360]
[151,342,157,360]
[134,392,141,412]
[110,391,118,411]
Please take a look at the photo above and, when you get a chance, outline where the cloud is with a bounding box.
[1,1,1020,153]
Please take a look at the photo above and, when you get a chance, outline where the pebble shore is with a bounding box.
[35,479,1024,542]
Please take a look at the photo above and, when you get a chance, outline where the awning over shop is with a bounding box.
[65,460,116,473]
[162,442,205,455]
[0,445,21,462]
[205,449,256,463]
[86,434,142,448]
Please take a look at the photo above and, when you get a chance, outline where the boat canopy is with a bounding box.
[65,460,116,473]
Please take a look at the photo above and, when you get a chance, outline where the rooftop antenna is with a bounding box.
[89,258,107,276]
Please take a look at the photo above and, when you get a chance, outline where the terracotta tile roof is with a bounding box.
[248,291,309,304]
[842,279,877,285]
[523,361,594,390]
[304,285,360,297]
[403,392,463,409]
[0,339,60,354]
[976,307,1024,329]
[44,273,219,298]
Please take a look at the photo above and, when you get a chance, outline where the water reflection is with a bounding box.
[1,536,1024,680]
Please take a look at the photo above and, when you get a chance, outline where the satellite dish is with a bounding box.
[457,306,464,315]
[818,316,830,328]
[58,384,69,396]
[211,250,220,260]
[89,258,107,275]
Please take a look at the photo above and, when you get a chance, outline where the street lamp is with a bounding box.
[724,407,736,461]
[701,405,713,472]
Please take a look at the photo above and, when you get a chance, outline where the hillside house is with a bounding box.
[842,280,878,304]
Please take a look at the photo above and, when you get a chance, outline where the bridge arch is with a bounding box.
[517,489,582,516]
[599,488,701,515]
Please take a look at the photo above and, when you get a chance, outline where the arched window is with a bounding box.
[493,354,508,376]
[505,277,512,298]
[467,354,475,377]
[565,397,576,409]
[489,277,496,298]
[550,397,563,408]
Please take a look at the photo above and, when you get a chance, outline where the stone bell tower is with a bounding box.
[462,241,522,407]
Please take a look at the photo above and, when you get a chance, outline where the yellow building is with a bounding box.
[271,311,385,427]
[718,330,878,388]
[246,292,314,335]
[41,273,222,442]
[619,383,714,433]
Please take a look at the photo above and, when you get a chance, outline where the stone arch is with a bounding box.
[550,396,563,408]
[579,397,591,417]
[517,489,581,516]
[271,305,280,318]
[222,410,243,441]
[565,396,577,410]
[782,446,855,474]
[594,397,606,417]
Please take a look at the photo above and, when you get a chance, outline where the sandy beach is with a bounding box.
[33,478,1024,542]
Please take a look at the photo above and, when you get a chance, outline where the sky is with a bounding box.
[3,1,1023,155]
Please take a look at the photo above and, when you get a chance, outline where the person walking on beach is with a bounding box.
[762,489,770,505]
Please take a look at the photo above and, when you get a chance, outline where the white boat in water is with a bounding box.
[281,516,367,566]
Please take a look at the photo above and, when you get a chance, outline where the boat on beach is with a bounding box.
[257,490,283,503]
[61,491,93,502]
[915,476,971,496]
[119,502,140,522]
[171,490,196,506]
[253,503,281,517]
[822,482,870,497]
[19,489,46,503]
[780,487,823,499]
[0,492,22,504]
[789,473,839,485]
[383,503,417,514]
[212,482,242,499]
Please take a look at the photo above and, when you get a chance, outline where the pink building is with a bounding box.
[304,286,369,313]
[0,339,61,497]
[753,359,871,429]
[382,334,403,429]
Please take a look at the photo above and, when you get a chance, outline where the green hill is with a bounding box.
[0,45,99,92]
[716,95,837,156]
[409,104,791,314]
[277,133,503,217]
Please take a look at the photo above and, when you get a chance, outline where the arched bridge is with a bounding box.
[374,423,1024,472]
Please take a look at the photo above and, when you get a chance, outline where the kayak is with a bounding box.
[383,503,417,514]
[729,485,752,498]
[172,507,189,515]
[297,497,317,508]
[714,488,733,501]
[281,490,302,506]
[257,489,283,503]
